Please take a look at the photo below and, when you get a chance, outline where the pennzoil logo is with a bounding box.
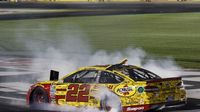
[114,84,136,96]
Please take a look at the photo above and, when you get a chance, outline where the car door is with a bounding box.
[97,70,124,92]
[55,70,99,107]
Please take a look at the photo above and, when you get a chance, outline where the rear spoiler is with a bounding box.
[106,58,128,70]
[147,77,182,83]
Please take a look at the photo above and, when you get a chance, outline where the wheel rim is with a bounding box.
[32,88,48,104]
[35,93,45,103]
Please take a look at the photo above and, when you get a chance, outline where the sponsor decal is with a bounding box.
[50,85,56,98]
[137,87,144,93]
[125,98,143,105]
[117,86,133,93]
[127,106,144,111]
[114,85,136,96]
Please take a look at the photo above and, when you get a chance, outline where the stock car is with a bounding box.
[26,59,187,112]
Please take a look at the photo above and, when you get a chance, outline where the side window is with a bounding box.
[99,71,124,84]
[63,70,87,83]
[63,70,98,83]
[77,70,98,83]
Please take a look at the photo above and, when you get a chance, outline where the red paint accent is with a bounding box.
[56,95,66,104]
[42,84,51,101]
[66,84,91,102]
[56,89,67,91]
[123,103,165,112]
[56,95,66,99]
[147,77,181,83]
[66,84,79,102]
[78,84,90,102]
[43,84,51,91]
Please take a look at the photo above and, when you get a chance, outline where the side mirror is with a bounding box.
[50,70,59,81]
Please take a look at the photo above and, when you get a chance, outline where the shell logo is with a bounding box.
[114,84,136,97]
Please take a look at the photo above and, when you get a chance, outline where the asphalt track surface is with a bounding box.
[1,2,200,20]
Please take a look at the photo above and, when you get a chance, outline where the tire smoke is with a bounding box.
[13,22,183,80]
[9,22,183,112]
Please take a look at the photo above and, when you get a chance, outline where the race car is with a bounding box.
[26,59,187,112]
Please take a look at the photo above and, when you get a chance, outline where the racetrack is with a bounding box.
[0,2,200,112]
[0,56,200,112]
[1,2,200,20]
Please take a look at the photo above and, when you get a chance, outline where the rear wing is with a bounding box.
[146,77,182,83]
[106,58,128,70]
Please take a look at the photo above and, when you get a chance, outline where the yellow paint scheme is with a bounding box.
[36,65,186,110]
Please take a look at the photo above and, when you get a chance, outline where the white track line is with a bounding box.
[0,96,26,101]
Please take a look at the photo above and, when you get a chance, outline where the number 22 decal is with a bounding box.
[66,84,90,102]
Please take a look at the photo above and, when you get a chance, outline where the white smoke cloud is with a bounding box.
[14,22,183,80]
[92,86,122,112]
[32,103,104,112]
[143,58,182,78]
[12,22,183,112]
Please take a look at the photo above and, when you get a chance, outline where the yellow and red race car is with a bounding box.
[26,59,187,112]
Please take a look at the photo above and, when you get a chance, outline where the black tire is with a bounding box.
[30,87,49,105]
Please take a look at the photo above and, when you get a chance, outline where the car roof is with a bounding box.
[80,64,140,71]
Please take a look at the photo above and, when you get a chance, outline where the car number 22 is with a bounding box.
[66,84,91,102]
